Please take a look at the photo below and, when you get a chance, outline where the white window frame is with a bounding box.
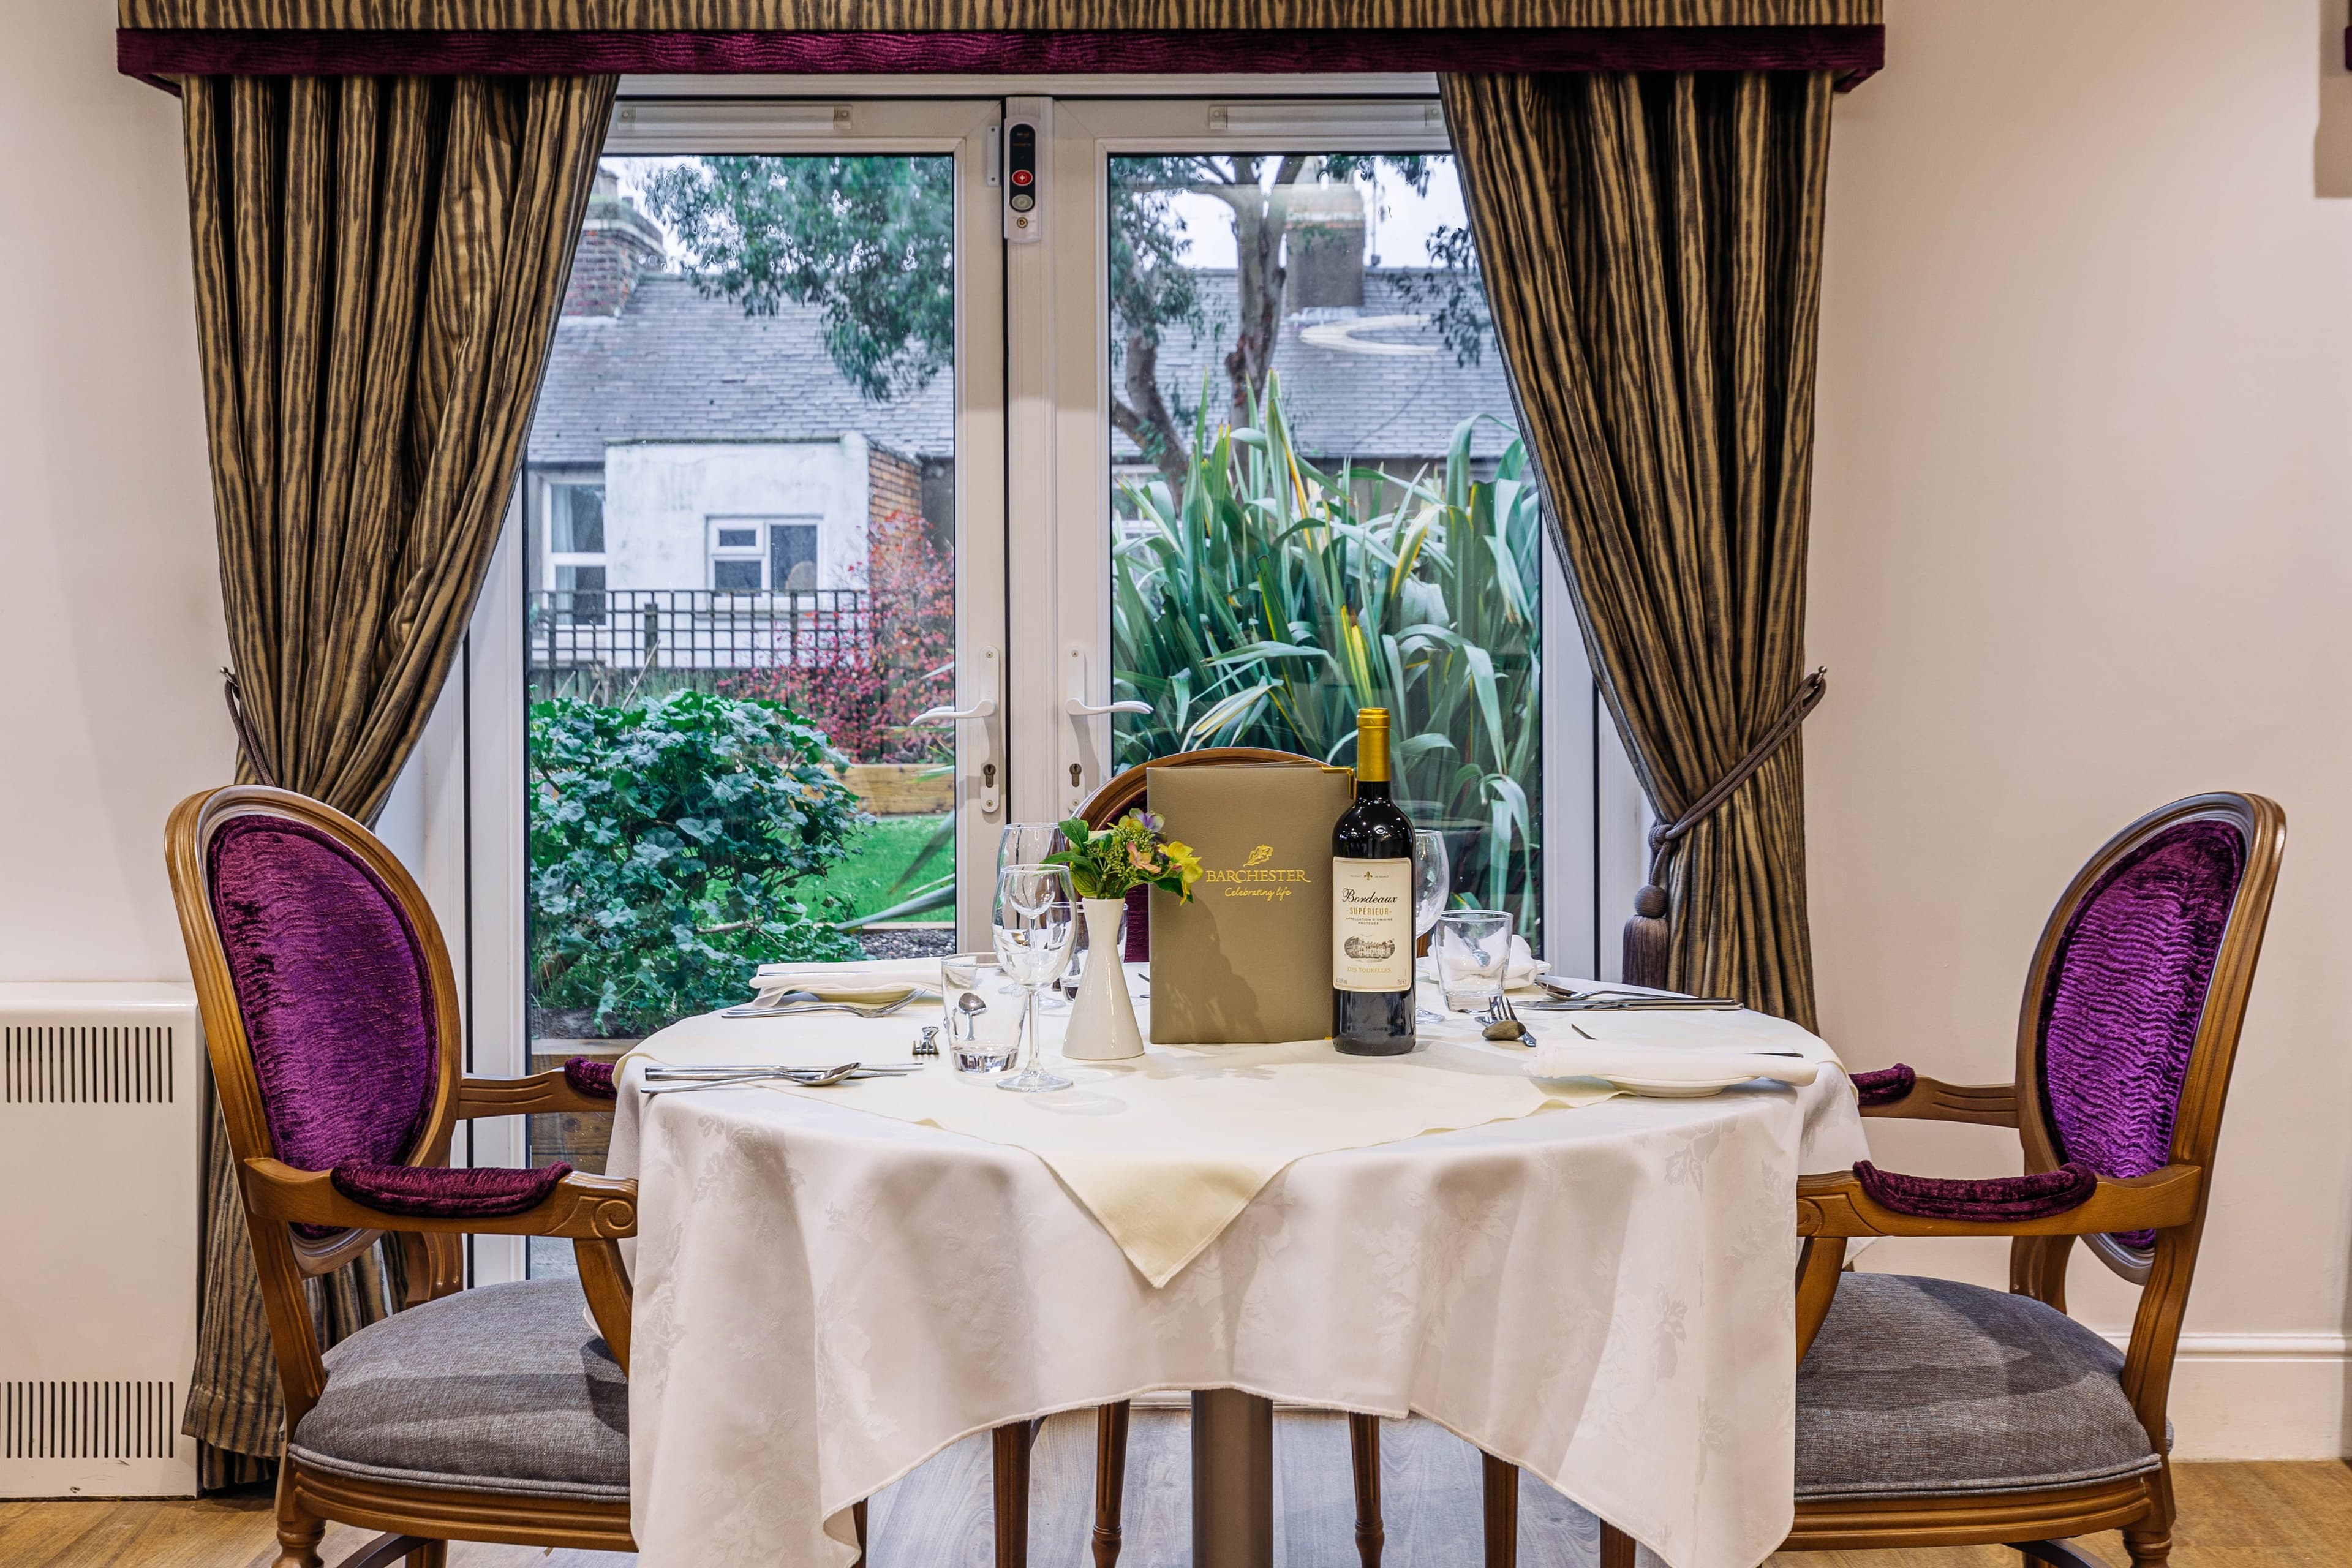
[1022,94,1645,973]
[540,472,609,593]
[707,516,770,592]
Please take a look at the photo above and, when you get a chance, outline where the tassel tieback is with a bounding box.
[1621,669,1827,991]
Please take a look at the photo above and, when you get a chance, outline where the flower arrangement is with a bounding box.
[1047,810,1203,902]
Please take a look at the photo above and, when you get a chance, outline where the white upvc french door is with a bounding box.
[389,82,1645,1286]
[605,95,1012,944]
[1002,92,1643,973]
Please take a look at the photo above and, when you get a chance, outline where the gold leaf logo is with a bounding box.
[1244,844,1273,867]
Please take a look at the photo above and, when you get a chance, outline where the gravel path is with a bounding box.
[857,926,957,962]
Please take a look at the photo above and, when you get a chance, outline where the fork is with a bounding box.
[720,992,927,1020]
[643,1062,884,1095]
[1481,990,1528,1042]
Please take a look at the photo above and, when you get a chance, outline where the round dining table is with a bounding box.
[603,978,1869,1568]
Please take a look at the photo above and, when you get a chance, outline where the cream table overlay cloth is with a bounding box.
[606,986,1869,1568]
[628,989,1617,1286]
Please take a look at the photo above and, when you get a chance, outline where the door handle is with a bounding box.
[916,645,1001,815]
[1061,696,1149,718]
[915,695,1000,723]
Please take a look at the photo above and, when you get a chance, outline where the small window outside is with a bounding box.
[547,482,607,622]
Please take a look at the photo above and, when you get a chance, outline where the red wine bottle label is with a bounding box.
[1332,858,1414,993]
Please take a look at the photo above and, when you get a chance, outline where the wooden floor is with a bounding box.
[4,1410,2347,1567]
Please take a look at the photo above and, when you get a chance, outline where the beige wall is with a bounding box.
[0,1,227,982]
[1812,0,2352,1454]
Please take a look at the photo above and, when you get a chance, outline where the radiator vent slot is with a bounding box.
[2,1026,175,1104]
[4,1382,178,1460]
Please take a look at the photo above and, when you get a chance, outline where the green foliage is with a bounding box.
[528,690,867,1037]
[638,156,954,402]
[1045,810,1202,902]
[1110,386,1543,930]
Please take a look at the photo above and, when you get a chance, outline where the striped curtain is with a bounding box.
[1441,70,1834,1028]
[176,69,614,1484]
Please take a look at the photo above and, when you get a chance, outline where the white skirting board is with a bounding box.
[2127,1334,2352,1460]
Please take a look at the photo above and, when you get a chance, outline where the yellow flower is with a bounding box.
[1161,840,1204,900]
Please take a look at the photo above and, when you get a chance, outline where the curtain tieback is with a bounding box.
[221,668,277,789]
[1623,667,1828,989]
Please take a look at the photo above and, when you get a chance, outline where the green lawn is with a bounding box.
[807,813,952,922]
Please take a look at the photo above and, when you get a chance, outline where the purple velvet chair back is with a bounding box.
[2034,818,2246,1250]
[207,813,440,1174]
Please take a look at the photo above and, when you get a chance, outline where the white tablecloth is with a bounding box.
[606,1005,1869,1568]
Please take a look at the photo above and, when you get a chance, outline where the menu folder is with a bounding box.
[1147,762,1354,1045]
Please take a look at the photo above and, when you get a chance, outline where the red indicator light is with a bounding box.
[1011,169,1033,187]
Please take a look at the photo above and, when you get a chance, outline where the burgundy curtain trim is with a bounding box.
[121,25,1882,85]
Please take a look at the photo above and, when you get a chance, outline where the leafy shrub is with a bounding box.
[1112,386,1543,929]
[529,689,867,1038]
[724,509,955,764]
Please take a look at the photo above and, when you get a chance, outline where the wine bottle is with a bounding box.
[1332,707,1417,1055]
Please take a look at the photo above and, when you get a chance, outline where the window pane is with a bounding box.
[770,522,819,592]
[1106,151,1544,941]
[552,484,605,554]
[521,156,960,1275]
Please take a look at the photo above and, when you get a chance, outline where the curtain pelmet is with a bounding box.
[1442,69,1831,1027]
[176,67,613,1477]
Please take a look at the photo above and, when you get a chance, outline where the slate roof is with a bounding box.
[528,268,1517,469]
[529,275,954,466]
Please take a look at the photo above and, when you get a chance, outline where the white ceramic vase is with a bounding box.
[1062,897,1145,1061]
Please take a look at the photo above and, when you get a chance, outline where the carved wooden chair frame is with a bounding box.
[1776,791,2285,1567]
[169,785,641,1567]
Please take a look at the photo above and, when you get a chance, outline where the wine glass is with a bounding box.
[999,823,1076,1008]
[992,864,1079,1093]
[1412,830,1450,1022]
[997,821,1066,870]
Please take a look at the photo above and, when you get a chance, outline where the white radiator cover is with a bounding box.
[0,984,203,1498]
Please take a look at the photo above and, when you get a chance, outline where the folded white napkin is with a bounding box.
[750,957,941,1003]
[1526,1041,1820,1088]
[1416,934,1544,991]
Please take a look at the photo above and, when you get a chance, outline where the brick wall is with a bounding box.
[869,445,925,534]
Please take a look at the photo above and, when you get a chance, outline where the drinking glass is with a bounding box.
[940,953,1019,1074]
[998,823,1076,1009]
[992,864,1079,1093]
[1434,909,1513,1013]
[1412,830,1450,1022]
[997,821,1066,869]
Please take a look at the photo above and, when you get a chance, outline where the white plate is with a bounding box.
[1600,1072,1758,1098]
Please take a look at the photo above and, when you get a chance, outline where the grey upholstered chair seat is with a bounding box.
[1796,1273,2161,1501]
[288,1279,627,1502]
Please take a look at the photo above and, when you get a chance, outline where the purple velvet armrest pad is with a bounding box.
[563,1057,618,1100]
[1852,1159,2100,1223]
[330,1160,573,1219]
[1850,1063,1915,1107]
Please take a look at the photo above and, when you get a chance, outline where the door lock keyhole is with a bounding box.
[1069,764,1084,790]
[982,763,997,788]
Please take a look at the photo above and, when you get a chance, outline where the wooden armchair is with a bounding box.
[1777,791,2285,1567]
[167,785,643,1567]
